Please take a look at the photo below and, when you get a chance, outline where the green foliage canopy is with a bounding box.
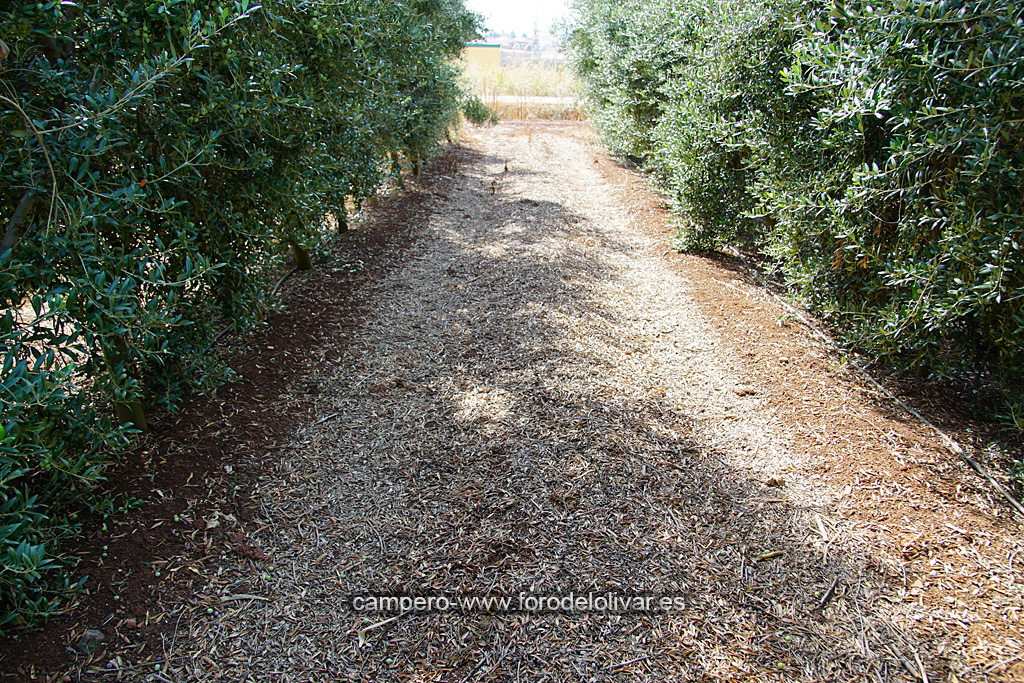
[567,0,1024,421]
[0,0,478,631]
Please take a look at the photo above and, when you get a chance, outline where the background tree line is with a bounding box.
[1,0,479,631]
[566,0,1024,439]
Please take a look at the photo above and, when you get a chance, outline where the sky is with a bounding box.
[464,0,573,36]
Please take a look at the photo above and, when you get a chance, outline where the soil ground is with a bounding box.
[2,121,1022,682]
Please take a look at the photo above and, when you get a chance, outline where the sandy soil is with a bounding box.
[26,121,1022,682]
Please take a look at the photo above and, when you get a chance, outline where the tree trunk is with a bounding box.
[337,203,348,233]
[102,334,149,433]
[290,242,312,270]
[113,398,149,433]
[215,272,236,319]
[390,151,405,190]
[1,191,38,255]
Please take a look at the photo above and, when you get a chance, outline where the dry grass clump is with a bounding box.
[465,61,578,99]
[488,98,586,121]
[464,61,585,120]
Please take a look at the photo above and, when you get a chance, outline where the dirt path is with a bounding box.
[122,122,1020,682]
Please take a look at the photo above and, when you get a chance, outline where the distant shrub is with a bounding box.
[461,94,500,125]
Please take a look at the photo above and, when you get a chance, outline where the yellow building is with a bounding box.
[463,43,501,69]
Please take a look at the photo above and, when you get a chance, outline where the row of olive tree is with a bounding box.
[0,0,479,631]
[567,0,1024,429]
